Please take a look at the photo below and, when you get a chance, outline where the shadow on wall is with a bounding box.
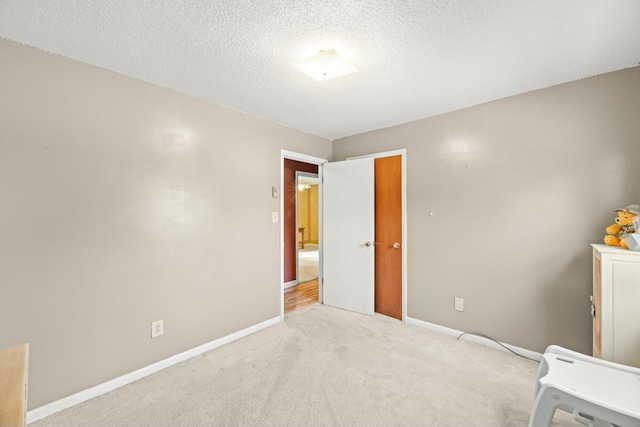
[540,248,594,353]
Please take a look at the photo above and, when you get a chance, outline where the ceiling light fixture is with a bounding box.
[295,49,358,81]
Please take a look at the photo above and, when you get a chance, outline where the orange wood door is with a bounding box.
[375,155,402,319]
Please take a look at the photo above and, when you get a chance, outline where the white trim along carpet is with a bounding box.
[31,304,579,426]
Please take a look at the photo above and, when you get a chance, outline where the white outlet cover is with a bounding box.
[454,297,464,312]
[151,320,164,338]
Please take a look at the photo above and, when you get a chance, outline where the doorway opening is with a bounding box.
[280,151,327,317]
[285,171,319,314]
[279,149,406,321]
[295,172,319,284]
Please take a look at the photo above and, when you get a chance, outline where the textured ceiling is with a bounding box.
[1,1,639,140]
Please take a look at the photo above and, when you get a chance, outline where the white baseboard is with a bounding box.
[284,280,298,289]
[405,316,542,362]
[27,316,281,424]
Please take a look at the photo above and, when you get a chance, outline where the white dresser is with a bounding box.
[591,244,640,367]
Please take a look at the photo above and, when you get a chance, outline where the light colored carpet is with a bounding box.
[33,304,579,427]
[298,244,318,283]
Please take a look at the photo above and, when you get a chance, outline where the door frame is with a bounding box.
[348,149,407,321]
[280,148,407,321]
[295,171,319,286]
[280,150,328,320]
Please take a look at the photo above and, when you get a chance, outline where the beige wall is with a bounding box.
[0,39,331,408]
[333,66,640,355]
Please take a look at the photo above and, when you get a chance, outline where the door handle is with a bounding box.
[365,241,400,248]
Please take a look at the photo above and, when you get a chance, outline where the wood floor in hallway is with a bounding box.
[284,279,318,314]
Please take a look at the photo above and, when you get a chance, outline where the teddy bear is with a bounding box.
[604,204,640,249]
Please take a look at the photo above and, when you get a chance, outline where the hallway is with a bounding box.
[284,279,318,314]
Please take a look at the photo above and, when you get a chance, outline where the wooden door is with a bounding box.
[375,155,402,319]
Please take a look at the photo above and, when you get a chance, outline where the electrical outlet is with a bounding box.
[151,320,164,338]
[454,297,464,312]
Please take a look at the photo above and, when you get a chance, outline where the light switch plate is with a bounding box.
[272,186,279,198]
[272,212,278,223]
